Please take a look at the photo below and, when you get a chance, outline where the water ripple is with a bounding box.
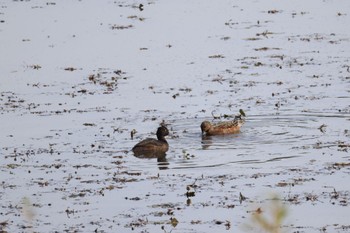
[128,113,350,170]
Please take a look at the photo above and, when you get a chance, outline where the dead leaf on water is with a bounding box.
[267,10,281,14]
[318,124,327,133]
[30,65,42,70]
[111,24,133,30]
[209,54,225,59]
[239,192,247,203]
[64,67,78,71]
[170,217,179,227]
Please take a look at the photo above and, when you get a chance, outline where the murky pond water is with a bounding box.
[1,0,350,232]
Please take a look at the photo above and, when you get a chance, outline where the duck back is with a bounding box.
[132,138,169,153]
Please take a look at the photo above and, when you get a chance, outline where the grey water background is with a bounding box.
[1,0,350,232]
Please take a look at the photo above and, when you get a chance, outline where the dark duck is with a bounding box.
[132,126,169,157]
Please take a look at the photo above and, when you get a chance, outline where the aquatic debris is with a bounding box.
[332,162,350,168]
[127,197,142,201]
[224,19,239,28]
[210,109,245,120]
[68,192,86,198]
[208,54,225,59]
[128,218,148,229]
[211,110,221,119]
[337,142,350,152]
[0,221,9,232]
[83,123,96,127]
[34,180,49,187]
[86,69,128,93]
[331,188,339,199]
[182,150,195,160]
[267,10,280,14]
[245,37,262,41]
[29,64,42,70]
[214,220,231,230]
[110,24,133,30]
[65,208,75,218]
[291,11,309,18]
[254,61,264,66]
[337,12,346,16]
[138,4,144,11]
[336,225,350,231]
[178,87,192,92]
[190,220,202,225]
[343,65,350,73]
[239,109,246,117]
[221,36,230,40]
[77,89,88,94]
[305,193,319,203]
[256,30,275,38]
[113,177,138,183]
[254,47,281,51]
[239,192,247,204]
[127,15,145,21]
[186,186,195,198]
[318,124,327,133]
[185,179,197,198]
[211,75,225,84]
[28,82,42,88]
[130,129,137,139]
[64,67,78,71]
[170,217,178,227]
[7,164,20,169]
[327,188,349,206]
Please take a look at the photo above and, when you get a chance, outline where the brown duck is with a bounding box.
[201,115,245,136]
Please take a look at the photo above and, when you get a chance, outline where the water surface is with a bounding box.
[1,0,350,232]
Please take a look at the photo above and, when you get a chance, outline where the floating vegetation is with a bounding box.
[254,47,281,51]
[29,64,42,70]
[85,69,128,93]
[256,30,275,38]
[239,192,247,204]
[63,67,78,71]
[110,24,133,30]
[318,124,327,133]
[245,37,262,41]
[209,54,225,59]
[239,109,246,117]
[127,15,145,21]
[267,10,281,14]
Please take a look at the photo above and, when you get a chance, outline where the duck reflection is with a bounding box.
[201,135,213,150]
[132,126,170,170]
[133,150,169,170]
